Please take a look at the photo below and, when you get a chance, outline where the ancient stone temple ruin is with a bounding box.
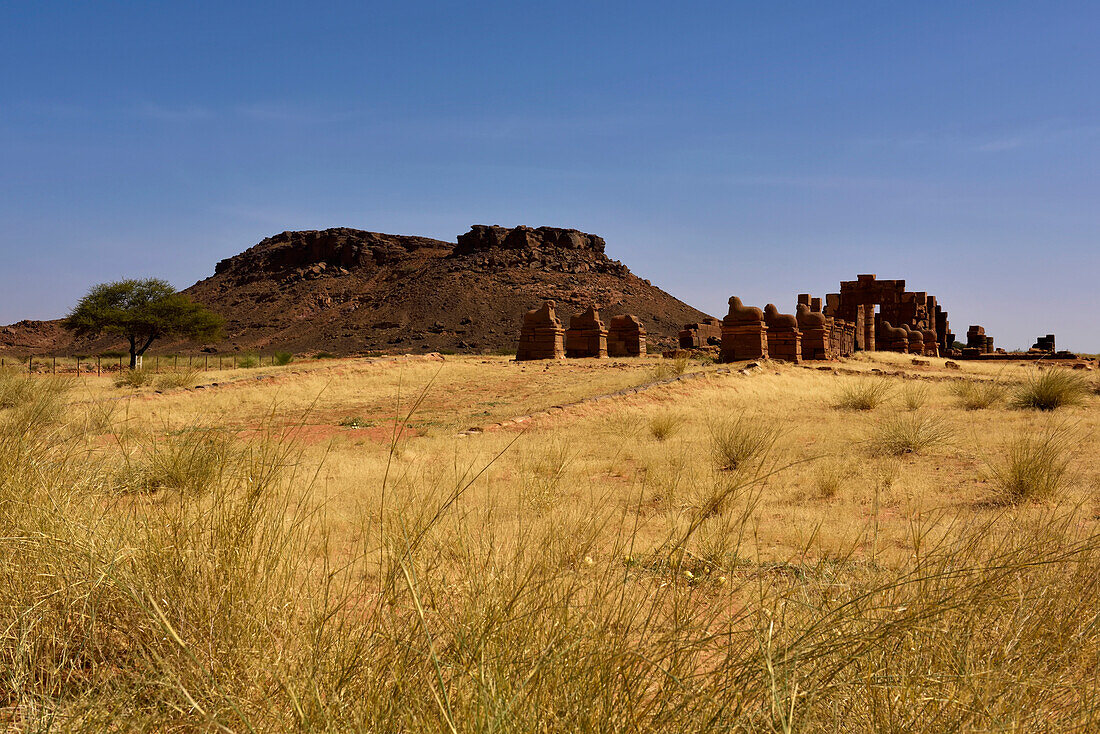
[519,273,1067,364]
[796,303,829,361]
[967,325,994,354]
[516,303,646,360]
[713,275,956,364]
[607,315,647,357]
[822,275,951,355]
[678,317,722,349]
[516,301,565,361]
[763,304,801,363]
[720,297,769,362]
[877,321,911,353]
[565,306,608,358]
[1032,334,1056,353]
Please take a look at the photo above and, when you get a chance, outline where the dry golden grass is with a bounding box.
[2,353,1100,730]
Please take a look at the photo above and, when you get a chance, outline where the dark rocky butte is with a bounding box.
[1,225,711,356]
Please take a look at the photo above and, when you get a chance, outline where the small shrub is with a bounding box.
[835,378,892,411]
[987,423,1075,504]
[649,412,684,442]
[951,379,1006,410]
[868,413,952,456]
[708,414,780,471]
[115,368,153,389]
[237,354,259,369]
[273,351,294,366]
[313,351,336,360]
[339,416,368,429]
[901,382,929,411]
[1011,369,1090,411]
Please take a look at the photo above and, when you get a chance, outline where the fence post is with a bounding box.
[119,356,123,372]
[28,356,32,376]
[97,355,101,376]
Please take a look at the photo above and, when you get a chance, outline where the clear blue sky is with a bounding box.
[2,1,1097,351]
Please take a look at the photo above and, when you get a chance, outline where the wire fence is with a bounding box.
[0,353,292,376]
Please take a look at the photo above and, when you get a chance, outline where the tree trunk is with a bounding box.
[129,334,157,369]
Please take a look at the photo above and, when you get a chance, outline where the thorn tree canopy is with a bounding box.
[63,279,224,368]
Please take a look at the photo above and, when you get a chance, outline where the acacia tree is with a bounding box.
[64,279,224,369]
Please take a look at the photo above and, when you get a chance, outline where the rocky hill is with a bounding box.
[1,225,711,356]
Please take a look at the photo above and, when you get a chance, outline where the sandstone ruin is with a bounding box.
[714,275,963,363]
[678,317,722,349]
[720,297,769,362]
[516,301,565,361]
[1032,334,1056,353]
[607,314,647,357]
[512,272,1072,364]
[565,306,608,358]
[517,302,645,360]
[796,303,829,361]
[763,304,802,363]
[966,325,994,354]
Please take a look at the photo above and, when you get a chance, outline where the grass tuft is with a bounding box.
[115,368,153,389]
[951,379,1006,410]
[708,414,781,471]
[1011,368,1090,411]
[901,382,929,411]
[118,427,234,494]
[835,377,892,411]
[155,368,200,391]
[868,412,953,455]
[648,412,684,441]
[986,422,1075,504]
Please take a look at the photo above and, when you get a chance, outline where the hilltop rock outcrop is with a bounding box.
[2,225,710,356]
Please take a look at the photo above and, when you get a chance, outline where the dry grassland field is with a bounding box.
[3,351,1100,731]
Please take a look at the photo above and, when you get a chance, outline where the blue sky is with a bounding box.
[1,1,1097,350]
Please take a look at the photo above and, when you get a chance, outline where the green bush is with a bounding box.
[237,354,259,369]
[1011,369,1090,411]
[273,351,294,366]
[313,351,336,360]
